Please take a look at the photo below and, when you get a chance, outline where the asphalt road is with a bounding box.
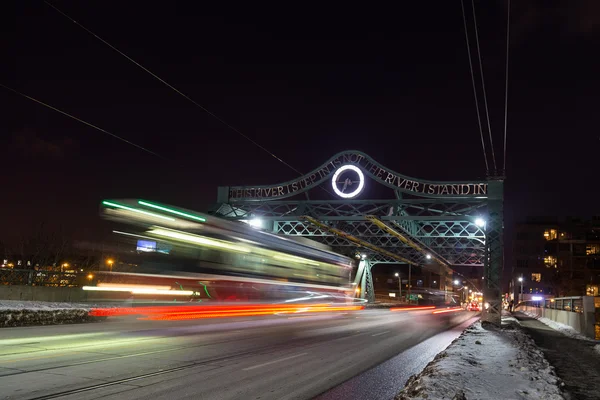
[0,309,477,400]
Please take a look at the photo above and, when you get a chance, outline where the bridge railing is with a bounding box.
[545,296,584,313]
[515,296,598,339]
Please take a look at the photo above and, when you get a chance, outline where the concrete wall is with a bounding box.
[516,296,596,339]
[0,285,89,303]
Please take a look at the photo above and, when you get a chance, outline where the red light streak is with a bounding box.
[390,306,436,312]
[89,303,364,321]
[432,307,463,314]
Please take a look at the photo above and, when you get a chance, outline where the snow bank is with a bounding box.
[396,317,564,400]
[0,300,104,328]
[521,311,595,342]
[0,299,94,311]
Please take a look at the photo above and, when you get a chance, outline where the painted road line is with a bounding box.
[371,330,390,337]
[242,352,308,371]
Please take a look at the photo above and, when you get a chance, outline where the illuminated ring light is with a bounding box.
[331,165,365,198]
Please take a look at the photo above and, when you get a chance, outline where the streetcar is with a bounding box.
[93,199,355,303]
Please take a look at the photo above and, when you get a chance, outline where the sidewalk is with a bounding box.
[396,313,564,400]
[513,312,600,400]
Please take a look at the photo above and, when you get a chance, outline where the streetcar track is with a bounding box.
[0,333,272,377]
[21,342,313,400]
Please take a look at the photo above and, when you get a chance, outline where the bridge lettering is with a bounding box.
[228,151,488,200]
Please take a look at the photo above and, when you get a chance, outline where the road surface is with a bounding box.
[0,309,477,400]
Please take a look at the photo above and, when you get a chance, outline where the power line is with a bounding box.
[44,1,305,178]
[0,83,173,163]
[460,0,489,174]
[503,0,511,174]
[470,0,497,174]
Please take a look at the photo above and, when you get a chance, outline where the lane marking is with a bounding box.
[371,330,390,337]
[242,352,308,371]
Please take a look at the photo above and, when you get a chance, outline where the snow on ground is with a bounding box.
[521,310,596,342]
[396,316,564,400]
[595,344,600,355]
[0,300,104,327]
[0,299,93,311]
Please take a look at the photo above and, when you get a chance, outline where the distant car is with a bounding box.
[467,302,480,311]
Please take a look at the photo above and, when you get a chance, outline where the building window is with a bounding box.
[531,273,541,282]
[544,229,557,240]
[586,244,600,255]
[543,256,556,268]
[586,285,599,296]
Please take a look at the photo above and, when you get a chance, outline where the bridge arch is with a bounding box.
[212,150,503,324]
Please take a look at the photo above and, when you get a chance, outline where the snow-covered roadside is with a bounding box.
[0,299,95,310]
[521,310,597,342]
[0,299,103,328]
[396,316,564,400]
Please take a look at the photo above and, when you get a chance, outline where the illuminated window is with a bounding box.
[586,244,600,255]
[543,229,557,240]
[586,285,599,296]
[543,256,557,268]
[531,273,541,282]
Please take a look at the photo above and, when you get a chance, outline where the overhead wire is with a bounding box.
[470,0,497,174]
[43,1,305,178]
[0,83,173,163]
[503,0,511,174]
[460,0,489,174]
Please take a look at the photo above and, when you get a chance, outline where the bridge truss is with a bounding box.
[211,151,503,325]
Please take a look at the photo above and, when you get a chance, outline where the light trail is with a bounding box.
[390,306,436,312]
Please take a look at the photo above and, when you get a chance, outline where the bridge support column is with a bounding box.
[482,179,504,326]
[354,259,375,303]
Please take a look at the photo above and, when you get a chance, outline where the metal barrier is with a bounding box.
[517,296,584,313]
[545,296,584,313]
[515,296,599,339]
[0,268,84,287]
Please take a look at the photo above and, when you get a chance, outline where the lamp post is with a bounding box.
[395,272,402,300]
[408,265,412,303]
[518,276,523,303]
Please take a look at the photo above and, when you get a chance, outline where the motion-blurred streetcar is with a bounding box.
[90,199,356,304]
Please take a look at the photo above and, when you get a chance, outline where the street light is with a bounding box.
[425,254,432,260]
[518,276,524,302]
[475,218,486,228]
[454,280,459,285]
[248,218,263,229]
[395,272,402,300]
[107,259,114,272]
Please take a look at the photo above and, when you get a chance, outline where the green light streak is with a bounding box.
[102,201,175,221]
[138,200,206,222]
[198,282,212,299]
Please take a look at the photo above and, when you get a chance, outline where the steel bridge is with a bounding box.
[211,150,504,325]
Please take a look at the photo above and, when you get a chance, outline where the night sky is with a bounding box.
[2,1,600,262]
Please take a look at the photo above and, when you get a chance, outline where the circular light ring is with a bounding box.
[331,165,365,198]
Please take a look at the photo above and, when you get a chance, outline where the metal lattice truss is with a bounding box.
[214,199,487,269]
[212,150,503,324]
[216,200,485,220]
